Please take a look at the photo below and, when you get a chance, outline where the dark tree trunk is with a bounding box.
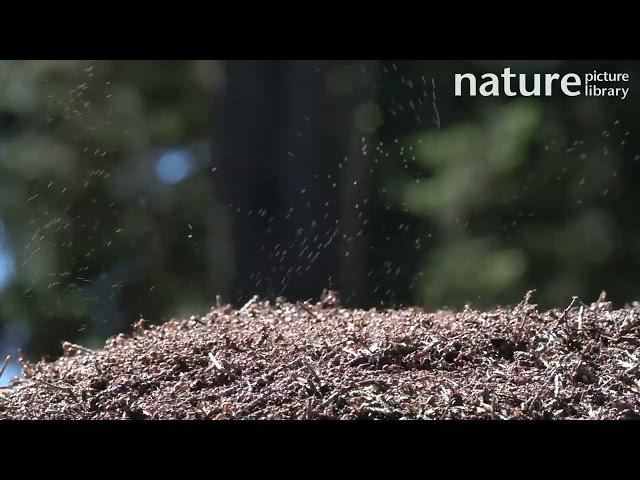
[220,60,377,305]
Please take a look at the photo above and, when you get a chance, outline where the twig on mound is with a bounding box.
[554,296,578,329]
[208,352,227,372]
[35,379,78,401]
[216,295,225,309]
[527,365,559,411]
[238,295,259,314]
[577,306,584,331]
[357,379,390,389]
[62,341,95,355]
[439,399,454,420]
[0,355,10,379]
[520,290,537,309]
[298,302,320,320]
[491,394,498,420]
[514,290,538,343]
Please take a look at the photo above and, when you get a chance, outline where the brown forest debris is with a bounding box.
[1,296,640,420]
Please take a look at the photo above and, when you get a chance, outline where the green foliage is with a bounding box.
[391,60,640,309]
[0,60,230,357]
[406,101,542,224]
[403,100,542,307]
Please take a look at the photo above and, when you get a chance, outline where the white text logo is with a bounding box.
[455,68,630,100]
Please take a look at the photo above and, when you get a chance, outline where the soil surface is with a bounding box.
[1,294,640,420]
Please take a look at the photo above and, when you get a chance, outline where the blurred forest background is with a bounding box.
[1,60,639,383]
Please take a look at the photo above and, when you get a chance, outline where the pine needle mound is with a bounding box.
[1,296,639,420]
